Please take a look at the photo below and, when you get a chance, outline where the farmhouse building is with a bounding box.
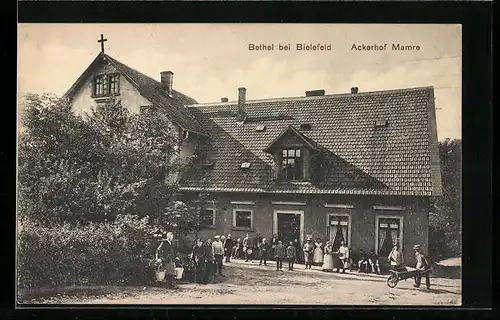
[65,48,442,264]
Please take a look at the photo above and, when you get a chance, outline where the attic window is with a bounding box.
[93,73,120,97]
[240,162,252,169]
[375,119,388,128]
[255,125,266,132]
[299,123,312,131]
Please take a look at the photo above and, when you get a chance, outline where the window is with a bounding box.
[281,148,303,181]
[376,217,402,257]
[201,209,216,227]
[328,214,350,249]
[255,124,266,132]
[233,209,253,229]
[375,119,388,128]
[299,123,311,131]
[240,162,251,169]
[109,74,119,94]
[93,74,120,97]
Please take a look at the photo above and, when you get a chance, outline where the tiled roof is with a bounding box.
[65,53,207,136]
[179,87,442,197]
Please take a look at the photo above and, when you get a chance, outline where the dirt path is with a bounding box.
[21,260,461,305]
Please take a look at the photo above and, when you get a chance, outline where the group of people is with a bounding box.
[189,234,233,284]
[155,230,431,290]
[229,233,299,271]
[302,238,350,273]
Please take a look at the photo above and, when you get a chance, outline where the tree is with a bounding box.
[429,138,462,259]
[17,94,184,226]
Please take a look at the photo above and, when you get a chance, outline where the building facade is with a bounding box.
[66,52,442,265]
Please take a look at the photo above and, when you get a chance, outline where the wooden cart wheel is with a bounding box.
[387,274,398,288]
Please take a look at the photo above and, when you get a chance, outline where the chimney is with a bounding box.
[237,87,247,122]
[160,71,174,97]
[351,87,359,94]
[221,97,229,103]
[305,89,325,97]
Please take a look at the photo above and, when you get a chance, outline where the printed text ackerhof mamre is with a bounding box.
[248,43,421,51]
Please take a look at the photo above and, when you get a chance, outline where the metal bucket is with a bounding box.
[155,267,166,282]
[174,267,184,280]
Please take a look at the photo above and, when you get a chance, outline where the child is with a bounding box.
[286,241,297,271]
[357,249,369,273]
[274,240,286,271]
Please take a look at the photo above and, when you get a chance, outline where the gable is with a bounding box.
[69,61,153,117]
[65,53,207,136]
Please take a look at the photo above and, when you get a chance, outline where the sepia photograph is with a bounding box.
[16,23,462,306]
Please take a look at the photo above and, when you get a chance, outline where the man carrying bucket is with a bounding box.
[156,231,178,289]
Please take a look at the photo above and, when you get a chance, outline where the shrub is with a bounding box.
[17,214,156,290]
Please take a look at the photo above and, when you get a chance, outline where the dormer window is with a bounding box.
[93,73,120,97]
[281,148,303,181]
[240,162,251,169]
[299,123,311,131]
[375,119,388,128]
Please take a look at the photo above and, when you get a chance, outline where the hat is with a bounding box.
[215,235,221,239]
[413,244,421,250]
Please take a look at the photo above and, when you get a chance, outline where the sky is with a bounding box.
[18,23,461,140]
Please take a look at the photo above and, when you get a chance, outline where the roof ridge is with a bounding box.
[186,86,434,108]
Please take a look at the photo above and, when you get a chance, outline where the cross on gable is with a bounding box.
[98,34,107,53]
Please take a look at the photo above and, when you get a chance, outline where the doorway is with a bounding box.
[273,210,304,245]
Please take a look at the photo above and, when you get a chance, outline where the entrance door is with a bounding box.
[277,213,301,245]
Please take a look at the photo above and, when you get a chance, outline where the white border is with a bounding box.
[375,215,404,255]
[273,209,305,243]
[271,201,307,206]
[203,207,216,227]
[326,213,352,246]
[233,208,254,229]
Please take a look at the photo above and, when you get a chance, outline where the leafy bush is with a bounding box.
[17,215,157,290]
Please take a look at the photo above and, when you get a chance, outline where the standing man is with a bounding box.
[259,238,270,266]
[274,240,286,271]
[156,231,178,288]
[224,234,234,263]
[270,234,279,259]
[294,239,302,264]
[205,238,215,282]
[243,233,251,262]
[413,245,431,289]
[253,232,262,262]
[337,241,349,274]
[286,241,297,271]
[388,243,404,271]
[303,238,314,270]
[212,235,225,276]
[192,238,208,284]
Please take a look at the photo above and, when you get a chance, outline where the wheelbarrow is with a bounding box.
[386,266,432,288]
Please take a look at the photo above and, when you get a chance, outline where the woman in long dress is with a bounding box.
[322,241,334,271]
[313,238,324,265]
